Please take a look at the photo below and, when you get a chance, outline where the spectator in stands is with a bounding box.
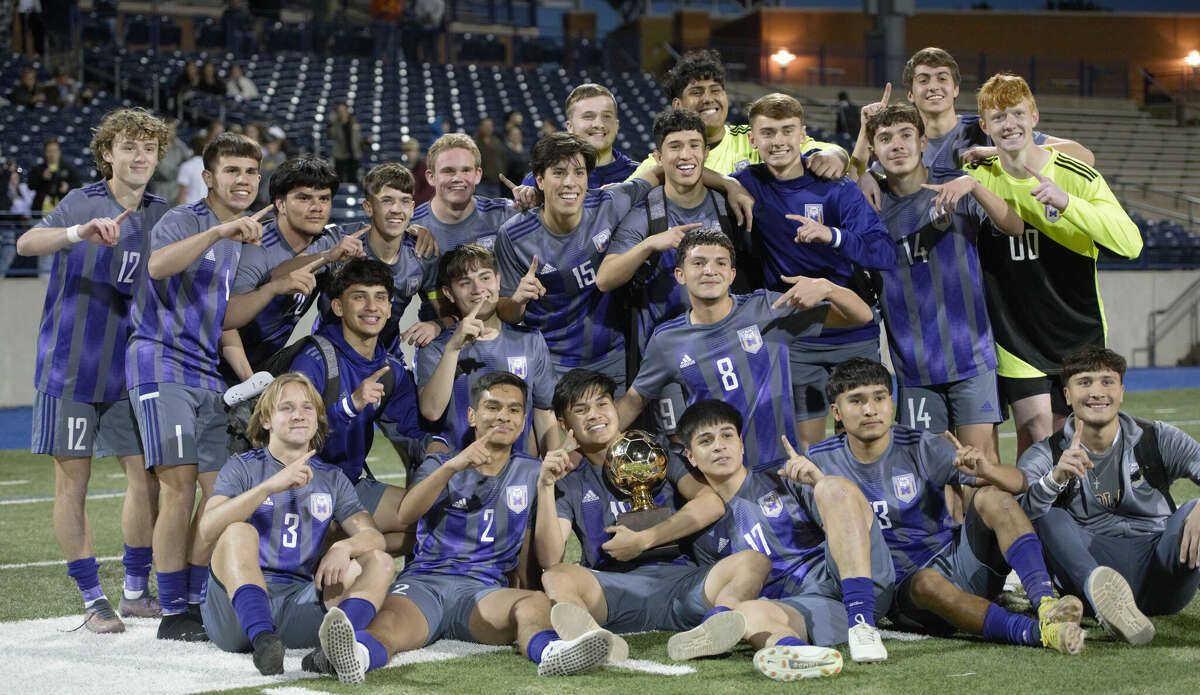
[473,117,505,197]
[151,117,191,203]
[18,0,45,56]
[222,0,258,56]
[45,70,80,108]
[835,91,860,142]
[504,110,523,133]
[199,62,227,96]
[10,67,46,106]
[95,0,119,46]
[29,138,79,276]
[328,103,364,184]
[503,125,528,197]
[414,0,445,63]
[539,120,557,138]
[0,159,34,277]
[176,134,209,205]
[226,64,259,100]
[172,62,202,112]
[255,125,290,208]
[400,137,433,205]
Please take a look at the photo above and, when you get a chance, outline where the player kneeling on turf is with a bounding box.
[809,358,1084,654]
[305,371,615,683]
[196,373,394,675]
[677,399,890,676]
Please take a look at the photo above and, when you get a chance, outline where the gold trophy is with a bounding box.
[604,430,679,563]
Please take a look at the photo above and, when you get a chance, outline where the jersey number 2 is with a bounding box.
[480,509,495,542]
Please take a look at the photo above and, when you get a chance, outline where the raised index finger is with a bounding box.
[369,365,390,382]
[251,204,274,221]
[526,254,540,277]
[940,430,964,450]
[114,207,135,224]
[350,224,369,239]
[499,173,518,191]
[1023,165,1048,182]
[881,82,892,105]
[1070,424,1083,449]
[562,428,578,453]
[301,257,325,272]
[780,435,800,459]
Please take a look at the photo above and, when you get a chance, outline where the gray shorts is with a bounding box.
[773,520,896,647]
[552,348,626,397]
[129,382,229,473]
[891,503,1007,634]
[387,571,503,645]
[202,574,325,652]
[354,477,391,516]
[789,337,880,421]
[31,391,142,458]
[897,369,1002,432]
[593,562,709,633]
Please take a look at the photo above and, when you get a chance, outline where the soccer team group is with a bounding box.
[22,45,1200,683]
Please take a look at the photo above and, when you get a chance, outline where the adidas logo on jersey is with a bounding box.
[541,263,557,274]
[452,497,469,509]
[204,248,217,262]
[582,489,600,504]
[679,354,696,368]
[261,497,274,506]
[717,537,729,552]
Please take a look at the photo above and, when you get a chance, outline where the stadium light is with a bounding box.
[1186,50,1200,69]
[772,48,796,83]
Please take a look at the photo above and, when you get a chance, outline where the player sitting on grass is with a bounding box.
[305,371,616,683]
[536,368,769,665]
[677,399,892,671]
[1018,347,1200,646]
[808,358,1085,654]
[197,373,394,675]
[18,107,171,632]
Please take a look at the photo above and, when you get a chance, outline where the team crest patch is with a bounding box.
[738,325,763,354]
[758,491,784,518]
[593,228,612,252]
[892,474,917,504]
[930,204,951,231]
[1045,204,1060,222]
[506,485,529,513]
[478,234,496,249]
[507,356,528,379]
[804,204,824,224]
[405,276,421,295]
[310,493,333,522]
[733,159,750,172]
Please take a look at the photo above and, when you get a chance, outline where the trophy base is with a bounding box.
[615,507,680,564]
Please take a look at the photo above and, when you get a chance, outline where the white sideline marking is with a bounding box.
[878,629,931,642]
[0,491,123,506]
[612,658,695,675]
[0,480,28,486]
[263,688,329,695]
[0,555,120,570]
[374,472,404,480]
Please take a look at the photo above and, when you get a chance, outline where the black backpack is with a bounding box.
[226,334,398,455]
[1046,416,1176,513]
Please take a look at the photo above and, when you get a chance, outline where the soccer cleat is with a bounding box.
[319,608,366,684]
[119,594,162,618]
[550,602,629,663]
[157,612,209,642]
[224,371,275,406]
[1040,619,1085,655]
[251,631,286,675]
[846,614,887,663]
[1086,566,1155,646]
[667,610,746,661]
[83,598,126,634]
[1038,595,1083,629]
[301,647,335,676]
[753,644,842,681]
[537,628,614,677]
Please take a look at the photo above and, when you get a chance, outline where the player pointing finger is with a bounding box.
[1024,165,1069,212]
[511,254,547,305]
[350,365,390,411]
[777,435,824,486]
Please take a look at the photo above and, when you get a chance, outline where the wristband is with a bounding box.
[1041,471,1067,493]
[829,226,842,247]
[66,225,83,243]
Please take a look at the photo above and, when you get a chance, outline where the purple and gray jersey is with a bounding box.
[414,323,554,451]
[925,114,1047,176]
[35,181,169,402]
[806,427,975,583]
[405,452,542,586]
[705,467,826,598]
[495,179,651,368]
[632,291,826,467]
[212,448,364,584]
[732,162,894,346]
[875,170,996,386]
[126,200,244,392]
[231,221,341,368]
[409,196,519,274]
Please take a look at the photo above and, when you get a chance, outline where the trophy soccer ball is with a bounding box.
[604,429,668,510]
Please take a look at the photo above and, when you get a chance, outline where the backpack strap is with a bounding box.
[309,335,342,408]
[1130,416,1175,513]
[1045,428,1079,509]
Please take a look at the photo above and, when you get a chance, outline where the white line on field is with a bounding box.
[0,555,120,570]
[0,491,123,506]
[0,480,28,485]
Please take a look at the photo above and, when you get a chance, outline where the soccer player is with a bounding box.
[416,244,557,454]
[618,228,872,469]
[965,73,1142,456]
[197,374,394,674]
[127,132,268,640]
[18,108,171,632]
[1018,347,1200,645]
[865,103,1027,462]
[809,358,1085,654]
[677,399,892,664]
[495,132,752,384]
[734,92,895,451]
[220,155,363,381]
[630,49,848,179]
[537,369,769,665]
[306,372,615,683]
[287,258,443,549]
[519,83,638,188]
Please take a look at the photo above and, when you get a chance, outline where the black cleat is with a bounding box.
[157,612,209,642]
[302,647,335,676]
[252,631,285,675]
